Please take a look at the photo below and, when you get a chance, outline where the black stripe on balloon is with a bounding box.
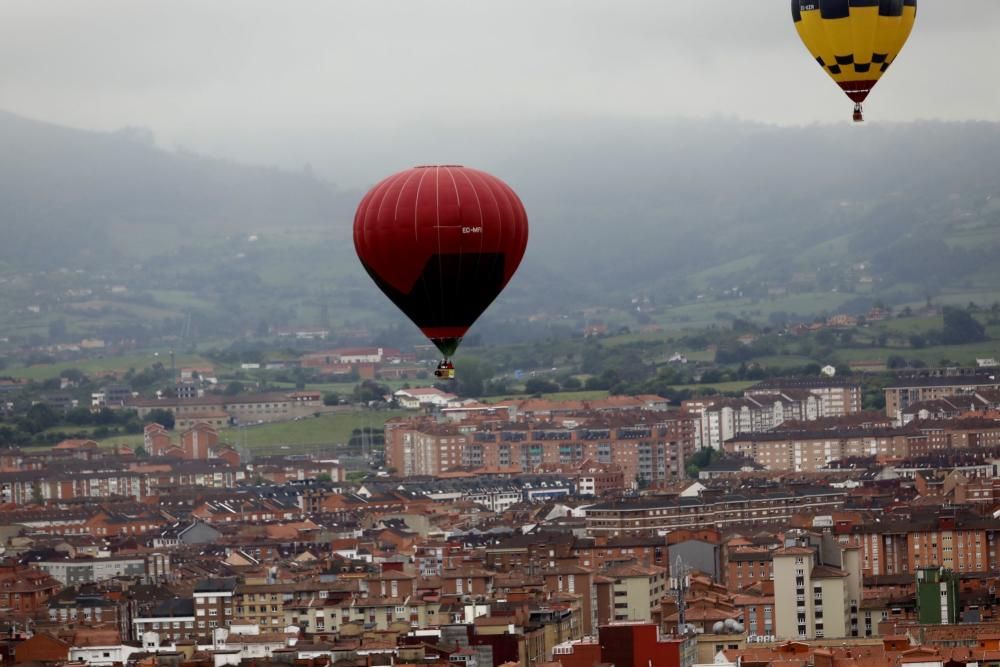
[360,253,506,330]
[820,0,850,19]
[879,0,903,17]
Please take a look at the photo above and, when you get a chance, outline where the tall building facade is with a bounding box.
[772,537,861,641]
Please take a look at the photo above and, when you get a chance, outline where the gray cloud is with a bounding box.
[2,1,998,185]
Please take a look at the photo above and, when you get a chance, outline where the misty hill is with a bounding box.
[0,109,357,268]
[2,109,1000,344]
[493,118,1000,308]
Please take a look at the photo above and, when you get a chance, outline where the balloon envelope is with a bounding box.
[353,165,529,357]
[792,0,916,112]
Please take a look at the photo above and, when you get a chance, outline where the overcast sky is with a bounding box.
[3,1,999,185]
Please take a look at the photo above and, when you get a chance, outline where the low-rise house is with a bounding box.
[152,521,222,548]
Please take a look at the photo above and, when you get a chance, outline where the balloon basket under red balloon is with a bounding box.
[853,104,864,123]
[434,360,456,380]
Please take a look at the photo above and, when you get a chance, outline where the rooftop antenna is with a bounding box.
[670,555,692,631]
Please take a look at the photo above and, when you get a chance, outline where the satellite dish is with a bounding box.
[713,621,725,634]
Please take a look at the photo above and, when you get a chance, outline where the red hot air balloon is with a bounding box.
[353,166,529,377]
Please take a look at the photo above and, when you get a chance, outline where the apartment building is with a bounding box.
[193,578,238,640]
[584,486,847,536]
[34,554,168,585]
[837,511,999,576]
[726,419,1000,472]
[603,562,667,623]
[0,470,154,504]
[684,391,825,450]
[285,595,440,636]
[746,377,863,417]
[772,538,861,641]
[127,391,322,425]
[884,375,1000,418]
[726,550,773,589]
[386,425,469,476]
[0,564,61,613]
[232,581,335,633]
[386,413,697,483]
[724,429,911,471]
[132,599,197,643]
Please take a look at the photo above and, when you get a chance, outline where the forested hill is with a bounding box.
[0,109,357,268]
[3,108,1000,316]
[497,118,1000,306]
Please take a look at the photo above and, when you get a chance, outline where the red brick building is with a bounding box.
[387,412,696,484]
[0,564,61,613]
[13,633,69,664]
[554,623,694,667]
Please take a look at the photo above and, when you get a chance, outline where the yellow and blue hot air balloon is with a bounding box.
[792,0,917,122]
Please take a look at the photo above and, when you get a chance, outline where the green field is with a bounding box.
[5,351,214,381]
[750,355,822,369]
[148,290,217,311]
[94,409,409,453]
[221,410,407,452]
[488,389,611,403]
[869,316,943,336]
[835,341,1000,366]
[687,253,764,291]
[654,291,849,331]
[670,380,755,393]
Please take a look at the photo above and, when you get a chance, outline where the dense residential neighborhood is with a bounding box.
[0,365,998,667]
[6,2,1000,665]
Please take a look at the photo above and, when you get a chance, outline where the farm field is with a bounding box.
[5,351,213,381]
[91,409,408,454]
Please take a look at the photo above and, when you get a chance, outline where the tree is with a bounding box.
[686,447,718,479]
[22,403,58,434]
[65,407,95,426]
[887,355,907,369]
[448,359,495,398]
[146,408,175,430]
[561,376,582,390]
[815,329,837,346]
[47,319,67,341]
[353,380,390,404]
[224,381,245,396]
[322,392,340,406]
[940,306,987,344]
[59,368,87,385]
[524,378,559,395]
